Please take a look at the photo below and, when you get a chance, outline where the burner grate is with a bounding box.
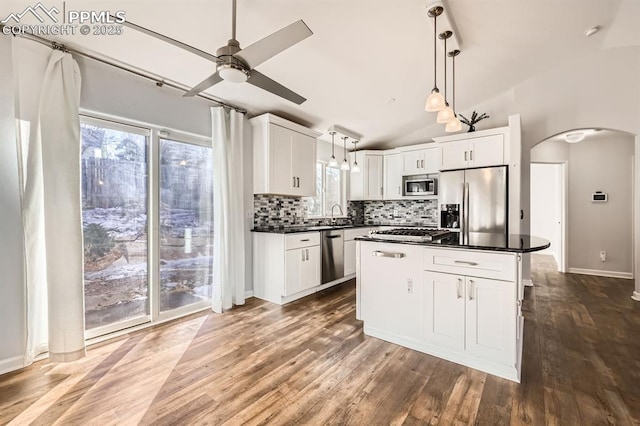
[370,228,451,242]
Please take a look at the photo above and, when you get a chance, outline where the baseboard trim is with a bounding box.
[568,268,633,280]
[632,291,640,302]
[244,290,254,299]
[0,355,24,376]
[523,279,533,287]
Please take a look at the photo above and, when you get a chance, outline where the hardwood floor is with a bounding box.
[1,254,639,425]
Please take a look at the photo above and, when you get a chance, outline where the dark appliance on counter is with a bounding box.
[439,165,508,243]
[403,175,437,197]
[321,229,344,284]
[369,228,451,242]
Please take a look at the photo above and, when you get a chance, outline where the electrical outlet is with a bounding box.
[393,209,399,218]
[279,209,285,218]
[407,278,413,294]
[600,251,607,262]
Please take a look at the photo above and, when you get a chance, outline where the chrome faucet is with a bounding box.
[330,204,344,224]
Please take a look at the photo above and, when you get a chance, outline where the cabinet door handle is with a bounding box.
[297,177,300,187]
[301,250,305,262]
[398,186,401,195]
[454,260,479,266]
[464,151,468,161]
[305,248,309,261]
[421,159,424,169]
[457,278,463,299]
[468,279,475,301]
[292,176,296,188]
[416,160,420,169]
[372,250,405,259]
[470,150,473,161]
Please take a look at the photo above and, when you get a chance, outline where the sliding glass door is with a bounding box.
[80,116,213,338]
[80,118,150,333]
[159,139,214,314]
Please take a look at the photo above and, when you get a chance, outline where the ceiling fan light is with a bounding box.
[437,105,455,123]
[425,89,446,111]
[218,64,249,83]
[445,116,462,132]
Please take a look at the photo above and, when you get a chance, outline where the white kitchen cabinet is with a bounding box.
[254,232,322,305]
[384,153,403,200]
[439,134,504,171]
[344,227,375,276]
[285,245,320,296]
[251,113,321,196]
[402,147,439,175]
[360,242,425,343]
[349,152,383,201]
[424,271,516,365]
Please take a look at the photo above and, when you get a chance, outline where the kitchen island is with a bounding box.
[355,233,549,382]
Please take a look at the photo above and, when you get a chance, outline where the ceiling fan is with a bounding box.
[120,0,312,104]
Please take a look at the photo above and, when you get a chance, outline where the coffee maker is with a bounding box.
[440,204,460,229]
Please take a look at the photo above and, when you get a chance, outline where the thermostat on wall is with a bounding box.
[592,191,608,203]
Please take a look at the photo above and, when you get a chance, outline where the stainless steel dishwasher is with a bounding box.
[321,229,344,284]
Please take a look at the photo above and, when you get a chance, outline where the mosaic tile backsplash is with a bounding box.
[253,195,437,228]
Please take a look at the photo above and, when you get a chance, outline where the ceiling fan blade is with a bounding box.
[183,72,224,97]
[247,70,306,104]
[118,17,219,63]
[234,20,312,69]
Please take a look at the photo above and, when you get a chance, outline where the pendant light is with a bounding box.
[425,6,446,112]
[340,136,350,171]
[328,131,339,168]
[436,31,455,123]
[446,49,462,132]
[351,140,360,173]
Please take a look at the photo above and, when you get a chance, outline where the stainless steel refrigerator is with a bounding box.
[439,166,508,243]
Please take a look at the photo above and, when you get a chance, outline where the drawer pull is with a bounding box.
[454,260,479,266]
[456,278,462,299]
[300,239,310,242]
[372,250,405,259]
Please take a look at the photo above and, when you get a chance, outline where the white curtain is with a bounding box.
[211,106,246,312]
[21,48,85,364]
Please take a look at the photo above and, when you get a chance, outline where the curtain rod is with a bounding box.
[2,25,247,114]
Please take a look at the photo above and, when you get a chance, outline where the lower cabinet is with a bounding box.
[424,271,516,365]
[253,232,321,305]
[344,227,376,276]
[285,245,320,296]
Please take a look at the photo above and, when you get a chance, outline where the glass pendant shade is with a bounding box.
[445,115,462,132]
[351,161,360,173]
[328,156,339,168]
[425,89,446,112]
[328,132,339,167]
[340,159,350,171]
[437,103,455,123]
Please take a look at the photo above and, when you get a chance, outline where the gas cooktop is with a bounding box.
[369,228,452,242]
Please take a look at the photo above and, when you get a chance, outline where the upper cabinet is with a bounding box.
[437,133,505,171]
[384,153,403,200]
[402,147,439,175]
[251,114,321,197]
[349,151,383,201]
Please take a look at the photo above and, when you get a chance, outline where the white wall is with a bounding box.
[0,37,26,372]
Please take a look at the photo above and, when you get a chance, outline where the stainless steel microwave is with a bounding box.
[403,175,437,196]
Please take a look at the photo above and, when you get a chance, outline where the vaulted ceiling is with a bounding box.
[25,0,640,147]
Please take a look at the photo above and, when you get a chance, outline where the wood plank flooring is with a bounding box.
[1,254,639,425]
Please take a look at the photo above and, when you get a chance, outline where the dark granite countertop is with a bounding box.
[251,222,439,234]
[356,232,550,254]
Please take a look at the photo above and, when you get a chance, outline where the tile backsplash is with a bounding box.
[253,195,437,228]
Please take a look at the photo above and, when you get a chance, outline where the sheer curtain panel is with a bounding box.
[21,48,85,363]
[211,107,246,312]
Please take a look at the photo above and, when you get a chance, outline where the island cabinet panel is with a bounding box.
[360,242,424,343]
[423,271,465,351]
[465,276,517,364]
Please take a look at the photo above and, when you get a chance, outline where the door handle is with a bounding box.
[372,250,405,258]
[301,250,305,262]
[457,278,462,299]
[468,279,475,301]
[325,235,342,239]
[296,177,300,187]
[300,239,310,242]
[454,260,479,266]
[398,186,401,195]
[306,248,309,261]
[464,151,468,161]
[416,160,419,169]
[470,150,473,161]
[293,176,296,188]
[421,159,424,169]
